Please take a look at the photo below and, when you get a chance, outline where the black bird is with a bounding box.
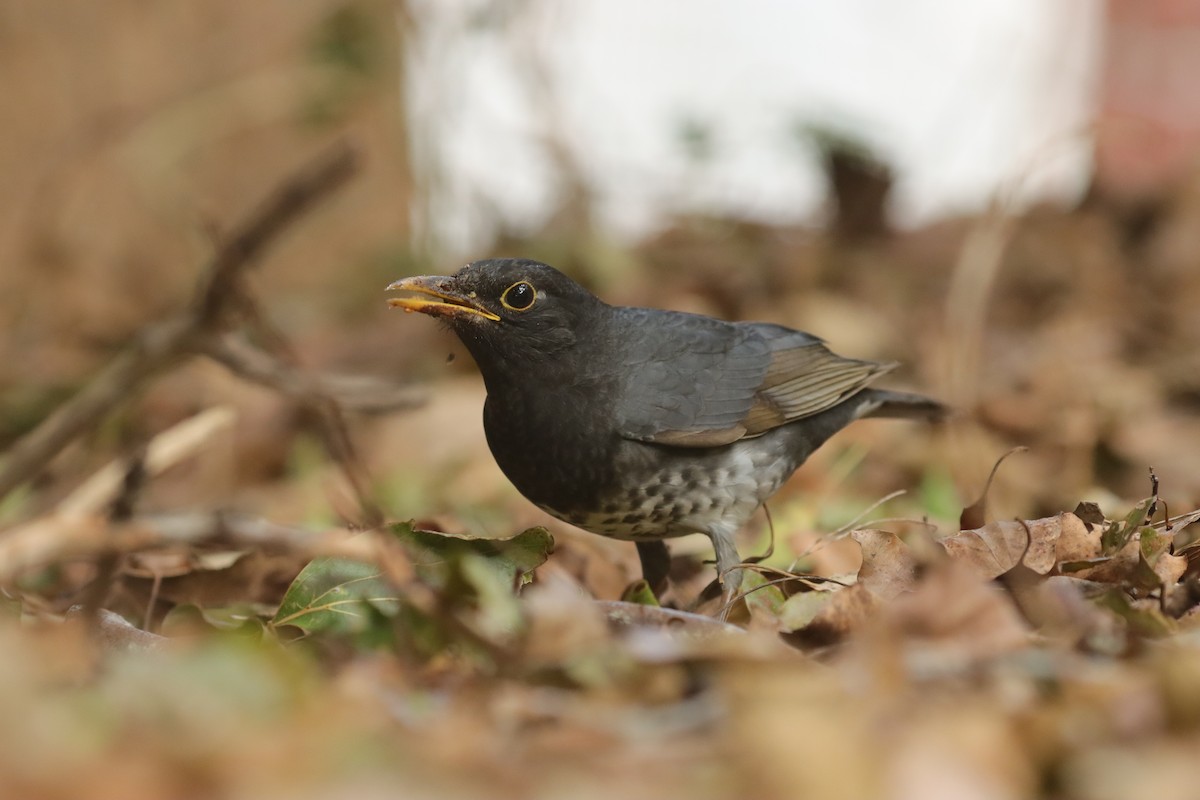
[387,259,944,599]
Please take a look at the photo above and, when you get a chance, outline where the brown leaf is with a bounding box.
[1155,551,1187,587]
[779,584,880,647]
[940,520,1028,578]
[942,513,1087,578]
[882,560,1032,672]
[1025,574,1121,642]
[1053,512,1100,563]
[1067,527,1185,592]
[1072,501,1105,528]
[1142,528,1186,587]
[852,529,918,601]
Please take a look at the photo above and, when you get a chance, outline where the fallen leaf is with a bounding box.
[779,584,880,647]
[941,513,1085,578]
[940,520,1030,578]
[1053,512,1099,563]
[271,557,397,635]
[1067,527,1185,592]
[882,560,1031,673]
[391,523,554,589]
[852,529,917,601]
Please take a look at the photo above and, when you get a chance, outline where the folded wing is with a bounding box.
[614,313,893,448]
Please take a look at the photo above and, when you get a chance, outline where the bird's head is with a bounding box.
[387,259,603,377]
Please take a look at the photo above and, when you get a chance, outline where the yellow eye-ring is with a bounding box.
[500,281,537,311]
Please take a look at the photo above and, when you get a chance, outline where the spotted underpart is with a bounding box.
[536,435,797,541]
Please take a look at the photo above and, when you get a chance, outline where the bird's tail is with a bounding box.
[855,389,949,423]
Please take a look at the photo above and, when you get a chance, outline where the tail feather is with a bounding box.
[855,389,948,423]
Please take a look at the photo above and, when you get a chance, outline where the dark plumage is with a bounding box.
[388,258,944,598]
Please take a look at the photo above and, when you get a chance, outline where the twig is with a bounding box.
[79,452,149,627]
[0,142,359,504]
[0,510,383,585]
[305,394,385,527]
[191,143,359,327]
[201,335,424,414]
[833,489,907,536]
[225,289,386,527]
[0,319,198,503]
[1160,508,1200,535]
[58,406,236,517]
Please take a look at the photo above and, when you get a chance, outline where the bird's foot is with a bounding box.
[716,567,744,622]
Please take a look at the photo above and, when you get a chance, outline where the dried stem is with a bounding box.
[0,510,382,585]
[0,141,361,504]
[201,335,424,413]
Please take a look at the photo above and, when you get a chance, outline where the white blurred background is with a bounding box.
[405,1,1103,252]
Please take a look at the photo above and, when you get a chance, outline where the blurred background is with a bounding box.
[4,0,1200,579]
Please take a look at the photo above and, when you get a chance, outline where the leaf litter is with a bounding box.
[6,135,1200,798]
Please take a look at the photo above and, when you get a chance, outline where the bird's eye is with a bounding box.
[500,281,537,311]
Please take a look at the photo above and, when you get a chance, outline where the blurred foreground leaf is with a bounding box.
[391,523,553,588]
[271,524,554,648]
[272,558,398,636]
[620,579,660,606]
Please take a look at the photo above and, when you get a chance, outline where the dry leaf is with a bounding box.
[881,560,1032,673]
[853,529,918,601]
[780,584,880,647]
[941,513,1087,578]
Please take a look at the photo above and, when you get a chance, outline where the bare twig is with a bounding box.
[0,510,383,585]
[0,142,359,503]
[79,451,149,627]
[58,406,236,517]
[225,288,387,527]
[0,319,198,503]
[191,143,359,327]
[201,335,424,414]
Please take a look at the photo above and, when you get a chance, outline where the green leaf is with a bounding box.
[779,591,834,632]
[389,523,554,589]
[271,558,398,636]
[271,525,553,650]
[620,579,660,607]
[1094,589,1174,638]
[739,569,787,617]
[1101,498,1153,553]
[163,603,272,638]
[459,552,522,639]
[1139,527,1170,561]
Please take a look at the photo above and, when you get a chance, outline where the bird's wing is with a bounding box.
[614,314,892,448]
[738,323,895,437]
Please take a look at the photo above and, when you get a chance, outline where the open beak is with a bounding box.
[386,276,501,322]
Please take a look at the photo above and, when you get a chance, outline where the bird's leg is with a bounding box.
[708,528,744,611]
[635,540,671,598]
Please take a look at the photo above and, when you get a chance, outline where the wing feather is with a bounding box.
[613,311,892,448]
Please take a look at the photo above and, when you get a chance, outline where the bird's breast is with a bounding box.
[482,383,619,513]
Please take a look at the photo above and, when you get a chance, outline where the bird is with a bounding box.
[387,258,944,601]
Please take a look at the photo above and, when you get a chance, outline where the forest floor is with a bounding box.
[5,139,1200,798]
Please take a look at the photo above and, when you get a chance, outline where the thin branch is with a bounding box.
[201,335,424,414]
[0,510,383,585]
[0,142,359,504]
[192,142,358,326]
[79,451,149,627]
[225,294,387,527]
[0,318,198,503]
[58,406,235,517]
